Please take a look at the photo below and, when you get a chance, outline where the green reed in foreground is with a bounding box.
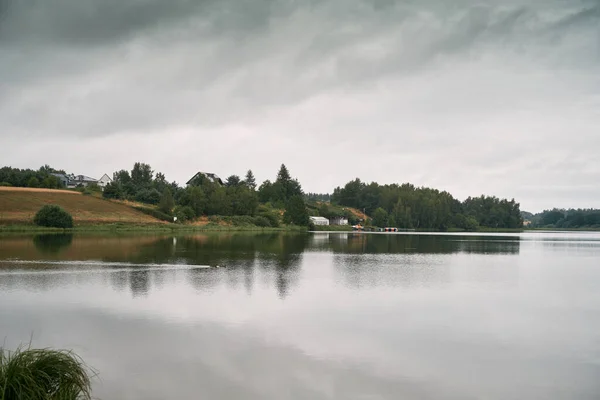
[0,347,93,400]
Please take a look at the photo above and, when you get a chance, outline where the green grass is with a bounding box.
[0,346,94,400]
[0,223,306,233]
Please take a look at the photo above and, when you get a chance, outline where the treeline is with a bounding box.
[103,163,309,227]
[0,165,64,189]
[526,209,600,229]
[332,179,522,230]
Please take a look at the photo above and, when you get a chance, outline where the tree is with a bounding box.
[283,195,309,226]
[372,207,388,227]
[33,205,74,228]
[131,162,153,187]
[181,186,207,217]
[112,170,131,184]
[225,175,241,187]
[27,176,40,188]
[206,187,231,215]
[244,170,256,190]
[258,180,274,203]
[158,188,174,215]
[103,182,123,199]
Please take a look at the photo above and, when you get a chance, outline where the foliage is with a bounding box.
[102,182,123,200]
[253,216,272,227]
[174,206,196,223]
[131,162,153,187]
[0,346,93,400]
[258,164,303,206]
[134,188,161,205]
[244,170,256,190]
[225,175,241,187]
[27,177,40,188]
[372,207,389,227]
[158,188,174,215]
[528,208,600,229]
[33,205,74,228]
[0,165,66,189]
[332,179,523,230]
[283,195,309,226]
[306,193,331,202]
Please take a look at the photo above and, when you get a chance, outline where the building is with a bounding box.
[51,173,111,189]
[50,173,70,188]
[186,172,224,187]
[309,216,330,226]
[98,173,113,188]
[68,175,99,188]
[329,216,349,226]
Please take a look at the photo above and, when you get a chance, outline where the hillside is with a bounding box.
[0,187,163,225]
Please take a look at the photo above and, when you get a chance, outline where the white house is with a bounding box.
[309,216,330,226]
[98,173,113,188]
[329,216,349,226]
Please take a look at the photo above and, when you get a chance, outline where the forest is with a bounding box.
[1,164,526,230]
[523,209,600,229]
[332,179,522,230]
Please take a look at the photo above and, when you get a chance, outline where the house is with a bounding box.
[309,216,330,226]
[186,171,224,186]
[50,173,70,188]
[329,216,349,226]
[98,173,112,188]
[68,175,99,188]
[51,173,107,189]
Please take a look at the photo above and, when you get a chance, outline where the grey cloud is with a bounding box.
[0,0,599,210]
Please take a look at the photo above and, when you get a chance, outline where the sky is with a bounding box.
[0,0,599,212]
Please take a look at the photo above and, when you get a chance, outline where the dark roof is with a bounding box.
[186,172,224,186]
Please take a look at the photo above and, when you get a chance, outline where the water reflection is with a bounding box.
[33,233,73,254]
[0,232,524,299]
[310,233,521,254]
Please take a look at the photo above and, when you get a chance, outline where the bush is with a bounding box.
[135,188,161,205]
[33,205,74,228]
[102,182,123,200]
[253,216,272,227]
[174,206,195,222]
[258,211,280,227]
[0,182,11,187]
[0,346,93,399]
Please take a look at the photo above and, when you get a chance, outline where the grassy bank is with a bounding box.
[311,225,353,232]
[0,223,306,233]
[0,187,162,225]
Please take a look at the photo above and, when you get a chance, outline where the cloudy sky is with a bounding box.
[0,0,598,212]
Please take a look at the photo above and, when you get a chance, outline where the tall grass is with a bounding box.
[0,346,94,400]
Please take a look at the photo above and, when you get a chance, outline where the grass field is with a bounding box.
[0,187,163,225]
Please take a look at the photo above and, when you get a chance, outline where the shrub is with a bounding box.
[102,182,123,200]
[174,206,195,223]
[0,346,93,400]
[33,205,74,228]
[258,211,280,227]
[253,216,271,227]
[134,188,161,205]
[0,182,11,187]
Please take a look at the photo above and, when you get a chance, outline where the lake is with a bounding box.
[1,231,599,399]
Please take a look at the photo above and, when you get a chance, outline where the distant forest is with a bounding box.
[331,178,522,230]
[522,209,600,229]
[1,164,528,230]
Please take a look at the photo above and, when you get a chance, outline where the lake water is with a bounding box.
[1,231,599,399]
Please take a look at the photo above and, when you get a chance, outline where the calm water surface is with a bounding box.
[1,231,599,399]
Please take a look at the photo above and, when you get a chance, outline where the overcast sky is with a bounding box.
[1,0,599,212]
